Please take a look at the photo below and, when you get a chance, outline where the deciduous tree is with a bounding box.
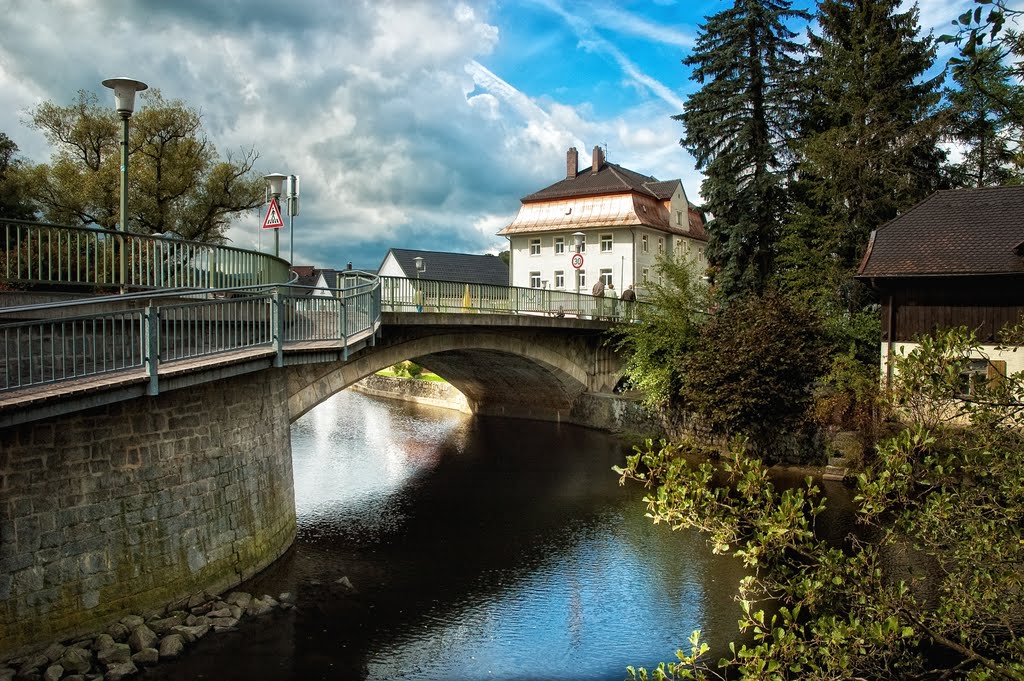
[0,133,34,220]
[617,325,1024,680]
[26,90,264,242]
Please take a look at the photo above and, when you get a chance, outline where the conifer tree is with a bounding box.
[945,47,1023,187]
[786,0,945,280]
[676,0,809,298]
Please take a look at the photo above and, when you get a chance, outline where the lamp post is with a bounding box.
[101,76,148,291]
[264,173,287,257]
[413,256,425,312]
[286,175,299,264]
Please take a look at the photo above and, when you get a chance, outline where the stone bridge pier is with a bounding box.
[286,312,625,424]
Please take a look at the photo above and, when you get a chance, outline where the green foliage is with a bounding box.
[612,256,709,406]
[390,361,425,379]
[944,45,1024,187]
[788,0,945,277]
[617,326,1024,680]
[25,89,264,241]
[680,291,824,454]
[675,0,810,299]
[0,132,35,220]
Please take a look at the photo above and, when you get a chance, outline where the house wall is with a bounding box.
[878,276,1024,343]
[508,228,706,299]
[378,253,406,279]
[880,342,1024,385]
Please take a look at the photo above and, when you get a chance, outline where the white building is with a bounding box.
[498,146,707,297]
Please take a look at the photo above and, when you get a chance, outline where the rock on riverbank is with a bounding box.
[1,590,297,681]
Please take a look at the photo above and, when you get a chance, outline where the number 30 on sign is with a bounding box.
[571,253,584,269]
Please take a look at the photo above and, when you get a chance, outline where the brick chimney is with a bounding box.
[591,145,604,174]
[566,147,578,179]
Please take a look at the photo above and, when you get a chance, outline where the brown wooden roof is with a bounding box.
[857,186,1024,278]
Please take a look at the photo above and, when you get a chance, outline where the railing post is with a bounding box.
[144,305,160,396]
[271,288,283,368]
[341,302,349,361]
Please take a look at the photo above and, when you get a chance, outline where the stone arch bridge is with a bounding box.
[0,286,639,657]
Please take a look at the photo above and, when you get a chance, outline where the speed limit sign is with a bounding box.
[571,253,584,269]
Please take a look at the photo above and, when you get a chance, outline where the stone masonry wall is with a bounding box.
[0,370,297,657]
[351,374,471,413]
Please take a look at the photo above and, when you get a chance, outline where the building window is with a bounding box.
[530,271,541,288]
[554,237,565,254]
[600,234,613,252]
[579,236,586,253]
[600,268,613,286]
[698,248,705,263]
[529,239,541,256]
[554,270,564,289]
[578,270,586,289]
[641,235,648,253]
[675,240,683,257]
[642,267,650,283]
[676,210,683,226]
[658,237,664,255]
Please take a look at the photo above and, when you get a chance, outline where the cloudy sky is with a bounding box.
[1,0,975,270]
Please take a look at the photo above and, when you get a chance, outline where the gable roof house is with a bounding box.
[378,248,509,286]
[857,186,1024,385]
[498,146,707,297]
[289,265,341,297]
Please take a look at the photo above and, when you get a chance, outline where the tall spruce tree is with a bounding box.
[676,0,809,298]
[946,47,1023,187]
[784,0,945,283]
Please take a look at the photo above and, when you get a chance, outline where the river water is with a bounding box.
[146,390,751,681]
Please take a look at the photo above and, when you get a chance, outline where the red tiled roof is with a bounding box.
[857,186,1024,278]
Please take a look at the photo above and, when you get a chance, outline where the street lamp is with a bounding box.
[264,173,287,257]
[413,256,425,312]
[102,76,148,290]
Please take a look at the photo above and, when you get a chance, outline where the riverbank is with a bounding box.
[0,590,294,681]
[352,374,666,441]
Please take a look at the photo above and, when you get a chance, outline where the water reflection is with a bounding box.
[146,391,748,681]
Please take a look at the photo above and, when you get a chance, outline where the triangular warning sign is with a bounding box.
[262,198,284,229]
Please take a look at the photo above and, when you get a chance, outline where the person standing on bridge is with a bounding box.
[620,284,636,320]
[591,279,605,319]
[606,283,618,319]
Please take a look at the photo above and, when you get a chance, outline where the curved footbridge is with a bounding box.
[0,228,637,656]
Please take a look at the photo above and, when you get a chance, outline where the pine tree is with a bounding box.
[945,46,1023,187]
[786,0,945,278]
[676,0,809,298]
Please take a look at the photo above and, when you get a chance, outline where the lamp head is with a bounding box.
[101,77,148,117]
[264,173,288,198]
[413,256,425,274]
[572,231,585,248]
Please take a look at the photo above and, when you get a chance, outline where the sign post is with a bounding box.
[262,197,284,257]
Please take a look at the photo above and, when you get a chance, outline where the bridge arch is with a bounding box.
[286,329,610,423]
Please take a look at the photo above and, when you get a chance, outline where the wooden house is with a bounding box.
[856,186,1024,384]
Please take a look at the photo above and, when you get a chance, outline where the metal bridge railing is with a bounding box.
[1,218,291,290]
[0,276,382,396]
[378,276,640,321]
[0,270,629,399]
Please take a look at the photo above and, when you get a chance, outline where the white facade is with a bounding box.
[505,187,706,297]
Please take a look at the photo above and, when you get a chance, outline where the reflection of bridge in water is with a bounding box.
[0,219,641,656]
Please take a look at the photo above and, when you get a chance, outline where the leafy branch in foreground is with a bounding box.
[616,326,1024,680]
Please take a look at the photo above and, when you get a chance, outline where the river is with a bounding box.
[145,390,751,681]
